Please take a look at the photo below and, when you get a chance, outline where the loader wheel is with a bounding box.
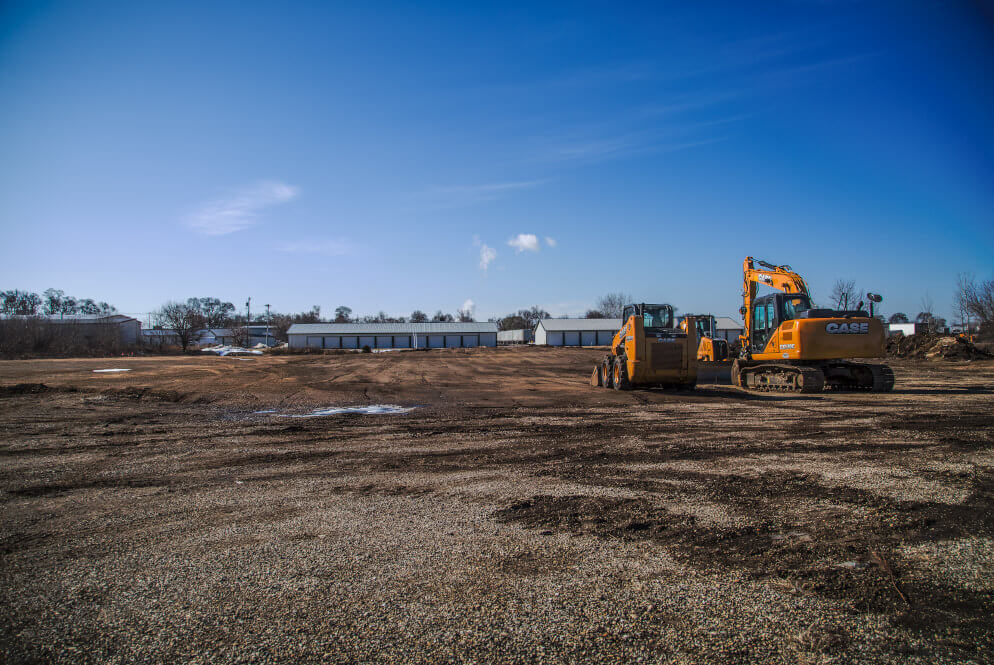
[613,357,631,390]
[602,359,614,389]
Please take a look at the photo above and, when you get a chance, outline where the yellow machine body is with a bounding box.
[679,314,729,362]
[590,304,698,390]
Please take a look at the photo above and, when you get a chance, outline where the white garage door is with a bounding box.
[307,336,322,349]
[428,335,445,348]
[581,331,597,346]
[546,332,563,346]
[597,331,615,345]
[462,335,478,347]
[323,336,341,349]
[393,336,410,348]
[341,336,358,349]
[375,336,393,348]
[564,332,580,346]
[359,336,375,349]
[444,335,461,348]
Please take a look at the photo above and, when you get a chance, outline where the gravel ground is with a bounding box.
[1,350,992,663]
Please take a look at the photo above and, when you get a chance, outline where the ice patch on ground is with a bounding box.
[201,345,264,356]
[253,409,277,414]
[93,368,131,373]
[276,405,417,417]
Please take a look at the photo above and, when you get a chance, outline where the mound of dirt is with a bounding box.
[887,333,992,360]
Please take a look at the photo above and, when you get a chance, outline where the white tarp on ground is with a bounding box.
[93,368,131,373]
[200,345,264,356]
[272,405,417,417]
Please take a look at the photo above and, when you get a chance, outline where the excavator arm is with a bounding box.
[741,257,811,350]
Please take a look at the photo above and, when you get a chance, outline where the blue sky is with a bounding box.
[1,1,992,323]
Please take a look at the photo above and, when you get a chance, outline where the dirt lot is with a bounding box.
[2,347,992,664]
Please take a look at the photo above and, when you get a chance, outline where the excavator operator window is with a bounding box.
[781,295,811,321]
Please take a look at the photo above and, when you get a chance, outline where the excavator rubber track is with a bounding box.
[736,363,824,393]
[734,361,894,393]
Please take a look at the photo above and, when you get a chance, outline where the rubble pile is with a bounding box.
[886,333,991,360]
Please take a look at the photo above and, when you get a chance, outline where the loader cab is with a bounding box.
[750,293,812,352]
[623,303,675,331]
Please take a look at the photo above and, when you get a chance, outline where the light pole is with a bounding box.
[265,303,272,346]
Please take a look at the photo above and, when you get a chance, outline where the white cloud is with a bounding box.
[186,181,299,236]
[479,244,497,272]
[545,236,557,247]
[461,299,476,316]
[508,233,540,253]
[277,239,352,256]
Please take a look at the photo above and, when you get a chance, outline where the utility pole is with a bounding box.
[265,303,271,345]
[246,297,251,325]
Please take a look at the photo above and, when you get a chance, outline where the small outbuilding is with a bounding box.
[287,322,498,350]
[533,319,622,346]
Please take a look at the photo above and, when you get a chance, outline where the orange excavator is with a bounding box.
[733,257,894,393]
[679,315,729,362]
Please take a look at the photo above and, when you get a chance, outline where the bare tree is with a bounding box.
[595,293,633,319]
[154,302,203,352]
[888,312,909,324]
[956,273,994,335]
[584,309,606,319]
[830,279,858,311]
[431,310,454,322]
[409,310,428,323]
[229,326,249,347]
[457,308,475,322]
[334,306,352,323]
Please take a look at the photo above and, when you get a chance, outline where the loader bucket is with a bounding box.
[590,365,602,387]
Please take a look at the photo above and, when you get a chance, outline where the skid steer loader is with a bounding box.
[590,303,698,390]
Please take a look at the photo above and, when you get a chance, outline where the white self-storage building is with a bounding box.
[287,322,498,350]
[534,318,622,346]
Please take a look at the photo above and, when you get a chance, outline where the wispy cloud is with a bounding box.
[460,299,476,316]
[545,237,557,248]
[479,244,497,272]
[417,180,547,209]
[186,181,299,236]
[277,239,352,256]
[508,233,540,253]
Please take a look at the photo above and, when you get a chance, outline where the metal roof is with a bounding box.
[536,318,623,332]
[287,321,498,335]
[714,317,743,330]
